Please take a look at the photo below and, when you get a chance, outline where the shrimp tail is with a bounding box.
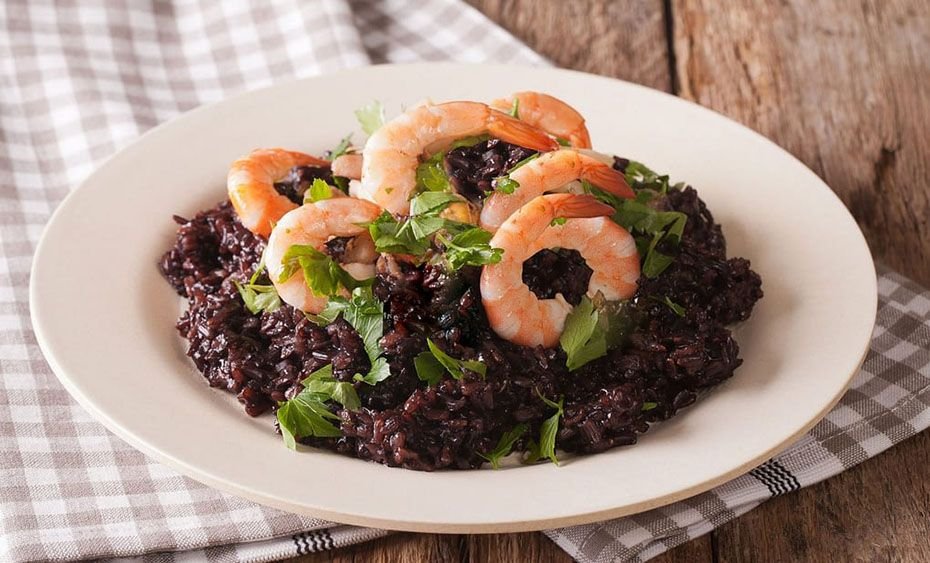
[548,193,615,219]
[583,163,635,199]
[487,112,560,153]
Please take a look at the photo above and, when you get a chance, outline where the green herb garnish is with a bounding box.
[584,180,687,278]
[311,287,391,386]
[234,258,282,314]
[556,137,571,147]
[304,178,333,204]
[414,338,486,385]
[479,424,528,469]
[536,390,564,465]
[559,296,607,371]
[550,217,567,226]
[642,401,658,411]
[354,100,385,135]
[329,134,352,160]
[415,151,450,192]
[366,193,478,262]
[436,227,503,271]
[276,364,361,450]
[494,177,519,194]
[279,244,368,297]
[661,296,685,317]
[508,97,520,118]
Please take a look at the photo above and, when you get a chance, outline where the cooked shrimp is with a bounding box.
[264,198,383,313]
[227,149,330,237]
[479,149,634,232]
[358,101,559,215]
[332,153,363,180]
[491,92,592,148]
[480,194,640,348]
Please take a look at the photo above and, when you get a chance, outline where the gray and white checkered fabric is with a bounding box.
[1,1,927,562]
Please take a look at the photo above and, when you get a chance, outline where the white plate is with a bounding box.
[30,63,876,533]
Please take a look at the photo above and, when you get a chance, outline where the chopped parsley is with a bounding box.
[584,179,687,278]
[478,423,528,469]
[550,217,567,227]
[311,287,390,386]
[328,134,352,161]
[304,178,333,204]
[556,136,571,147]
[275,364,361,450]
[536,391,564,465]
[623,160,684,195]
[494,177,519,194]
[660,296,686,317]
[508,97,520,118]
[414,338,486,385]
[354,100,385,135]
[559,296,607,371]
[415,151,450,192]
[234,258,282,314]
[642,401,658,411]
[278,244,369,297]
[435,227,503,271]
[366,192,498,271]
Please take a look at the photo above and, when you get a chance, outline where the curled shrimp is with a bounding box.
[332,153,363,180]
[227,148,330,237]
[480,193,640,348]
[264,198,383,313]
[358,101,559,215]
[491,92,592,148]
[479,149,634,232]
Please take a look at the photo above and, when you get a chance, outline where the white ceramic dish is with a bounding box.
[30,63,876,533]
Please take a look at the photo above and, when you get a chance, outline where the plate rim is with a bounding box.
[29,62,878,533]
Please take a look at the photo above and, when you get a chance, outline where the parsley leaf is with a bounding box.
[556,137,571,147]
[624,160,678,194]
[660,296,686,317]
[276,365,345,450]
[478,424,528,469]
[436,227,503,271]
[304,178,333,204]
[311,288,391,386]
[234,259,282,314]
[279,245,368,297]
[408,192,462,216]
[415,338,486,383]
[560,296,607,371]
[328,134,352,160]
[550,217,567,227]
[509,97,520,118]
[642,401,658,411]
[235,281,282,314]
[354,100,385,135]
[537,390,564,465]
[585,181,687,278]
[494,177,519,194]
[302,364,361,411]
[366,192,473,258]
[415,151,451,192]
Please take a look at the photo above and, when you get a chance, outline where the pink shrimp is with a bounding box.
[479,149,634,232]
[227,148,330,237]
[491,92,592,148]
[332,153,363,180]
[480,194,640,348]
[358,101,559,215]
[264,197,383,313]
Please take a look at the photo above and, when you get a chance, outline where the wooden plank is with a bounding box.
[466,0,673,91]
[292,533,463,563]
[672,0,930,560]
[672,0,930,284]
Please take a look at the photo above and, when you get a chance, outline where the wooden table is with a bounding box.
[292,1,930,561]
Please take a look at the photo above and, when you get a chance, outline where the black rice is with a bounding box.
[159,150,762,470]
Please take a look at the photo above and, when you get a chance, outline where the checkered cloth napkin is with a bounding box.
[2,1,929,561]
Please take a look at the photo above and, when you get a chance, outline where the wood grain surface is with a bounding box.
[291,0,930,561]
